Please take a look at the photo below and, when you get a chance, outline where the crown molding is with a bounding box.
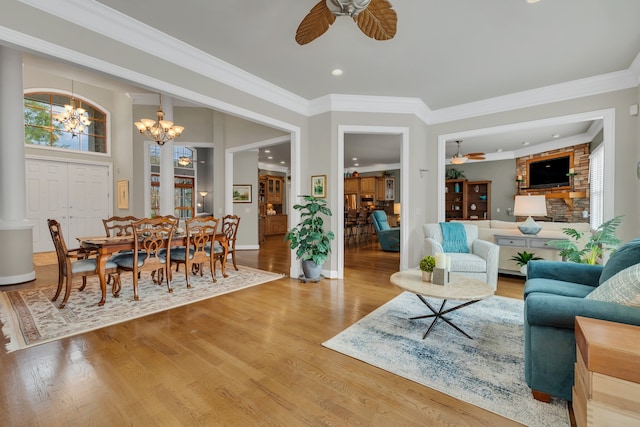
[11,0,640,126]
[18,0,310,116]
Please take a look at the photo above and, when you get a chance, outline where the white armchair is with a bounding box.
[423,223,500,289]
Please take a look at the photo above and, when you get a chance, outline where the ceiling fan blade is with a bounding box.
[295,1,337,45]
[355,0,397,41]
[466,152,485,157]
[468,155,486,160]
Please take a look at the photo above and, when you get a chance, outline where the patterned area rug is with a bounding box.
[0,266,283,352]
[323,292,569,427]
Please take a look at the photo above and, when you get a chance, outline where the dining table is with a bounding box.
[77,233,228,306]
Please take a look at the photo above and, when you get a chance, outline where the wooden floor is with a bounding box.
[0,236,552,426]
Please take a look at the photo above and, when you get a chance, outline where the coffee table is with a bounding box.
[390,270,495,339]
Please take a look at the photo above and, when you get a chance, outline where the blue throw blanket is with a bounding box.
[440,222,469,253]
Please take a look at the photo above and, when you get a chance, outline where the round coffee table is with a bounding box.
[390,270,495,339]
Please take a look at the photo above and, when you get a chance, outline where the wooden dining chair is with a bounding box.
[221,214,241,271]
[112,216,177,301]
[170,216,220,287]
[102,215,138,237]
[47,219,121,309]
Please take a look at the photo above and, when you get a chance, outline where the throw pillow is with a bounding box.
[587,263,640,307]
[599,237,640,285]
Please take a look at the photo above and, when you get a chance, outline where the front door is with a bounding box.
[26,158,111,252]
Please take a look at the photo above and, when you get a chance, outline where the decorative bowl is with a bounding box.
[479,195,487,201]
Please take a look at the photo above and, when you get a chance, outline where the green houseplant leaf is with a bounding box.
[284,195,335,266]
[509,251,543,267]
[547,216,623,264]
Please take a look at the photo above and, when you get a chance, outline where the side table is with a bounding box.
[573,316,640,427]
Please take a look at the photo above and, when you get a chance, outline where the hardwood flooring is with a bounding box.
[0,235,553,426]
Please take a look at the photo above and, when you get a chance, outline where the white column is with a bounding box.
[159,94,175,216]
[0,46,35,285]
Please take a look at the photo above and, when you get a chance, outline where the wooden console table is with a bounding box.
[493,231,566,275]
[573,316,640,427]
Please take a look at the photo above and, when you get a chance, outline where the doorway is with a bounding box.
[26,157,112,252]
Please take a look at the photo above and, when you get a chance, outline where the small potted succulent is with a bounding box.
[419,255,436,282]
[510,251,543,275]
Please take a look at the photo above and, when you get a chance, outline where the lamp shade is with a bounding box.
[393,203,401,215]
[514,195,547,217]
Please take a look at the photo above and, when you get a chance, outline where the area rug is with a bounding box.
[0,266,284,352]
[323,292,569,427]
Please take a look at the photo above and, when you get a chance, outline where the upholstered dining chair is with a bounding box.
[112,216,177,301]
[47,219,120,309]
[169,216,220,287]
[221,214,241,271]
[423,222,500,289]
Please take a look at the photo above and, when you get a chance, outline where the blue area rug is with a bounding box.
[323,292,568,427]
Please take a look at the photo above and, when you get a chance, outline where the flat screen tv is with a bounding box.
[528,155,571,189]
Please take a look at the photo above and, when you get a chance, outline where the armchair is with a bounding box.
[371,210,400,252]
[423,223,499,289]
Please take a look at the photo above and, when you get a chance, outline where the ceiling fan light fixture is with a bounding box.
[450,156,467,165]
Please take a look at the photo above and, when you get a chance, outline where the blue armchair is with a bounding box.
[524,251,640,402]
[370,210,400,252]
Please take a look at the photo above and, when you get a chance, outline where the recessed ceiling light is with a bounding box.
[496,148,503,153]
[527,0,541,3]
[352,157,358,161]
[522,141,530,146]
[280,161,286,164]
[331,68,343,76]
[267,156,273,160]
[354,163,359,167]
[264,149,270,153]
[552,133,560,138]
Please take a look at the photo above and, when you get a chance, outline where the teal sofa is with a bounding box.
[524,240,640,401]
[370,210,400,252]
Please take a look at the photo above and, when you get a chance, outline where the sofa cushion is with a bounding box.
[599,238,640,284]
[587,263,640,307]
[524,277,595,299]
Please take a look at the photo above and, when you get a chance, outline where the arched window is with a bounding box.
[24,91,108,154]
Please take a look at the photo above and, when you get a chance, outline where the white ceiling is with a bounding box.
[20,1,639,168]
[94,0,640,110]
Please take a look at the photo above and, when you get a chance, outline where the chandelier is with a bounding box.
[53,81,92,138]
[134,93,184,146]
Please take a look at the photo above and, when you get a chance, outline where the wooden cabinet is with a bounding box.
[573,317,640,427]
[265,215,288,235]
[445,179,466,220]
[465,180,491,221]
[376,177,395,201]
[344,177,359,194]
[360,176,376,194]
[266,176,283,204]
[445,179,491,221]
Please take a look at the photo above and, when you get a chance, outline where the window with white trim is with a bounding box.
[24,92,107,153]
[589,144,604,230]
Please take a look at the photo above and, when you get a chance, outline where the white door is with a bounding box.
[26,158,111,252]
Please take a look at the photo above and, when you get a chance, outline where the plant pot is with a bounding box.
[421,271,432,282]
[301,260,323,280]
[520,265,527,276]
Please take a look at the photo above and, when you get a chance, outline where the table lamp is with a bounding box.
[513,195,547,235]
[393,203,401,225]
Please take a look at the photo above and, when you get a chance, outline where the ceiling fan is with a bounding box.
[450,140,486,164]
[295,0,397,45]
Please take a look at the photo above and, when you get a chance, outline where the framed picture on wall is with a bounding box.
[117,180,129,209]
[232,184,252,203]
[311,175,326,198]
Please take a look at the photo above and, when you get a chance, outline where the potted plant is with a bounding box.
[547,216,623,264]
[510,251,543,275]
[284,195,335,280]
[419,255,436,282]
